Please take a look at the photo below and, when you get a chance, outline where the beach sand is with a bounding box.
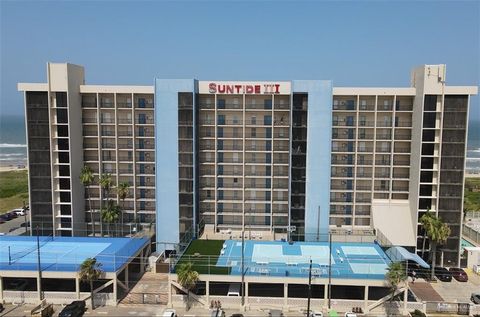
[0,163,27,172]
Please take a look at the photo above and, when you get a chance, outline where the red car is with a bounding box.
[448,267,468,282]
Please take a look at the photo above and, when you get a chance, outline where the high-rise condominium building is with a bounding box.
[18,63,477,265]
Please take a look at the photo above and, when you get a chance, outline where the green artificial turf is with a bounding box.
[175,239,230,275]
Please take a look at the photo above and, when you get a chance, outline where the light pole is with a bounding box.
[306,259,312,317]
[23,200,28,235]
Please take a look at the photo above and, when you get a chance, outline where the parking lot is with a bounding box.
[430,269,480,303]
[0,210,28,236]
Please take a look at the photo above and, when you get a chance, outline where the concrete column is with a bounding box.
[140,248,145,274]
[283,283,288,309]
[324,284,328,309]
[245,282,249,307]
[168,274,173,308]
[75,277,80,299]
[0,277,3,302]
[36,276,42,301]
[125,265,129,289]
[113,278,118,305]
[364,285,369,313]
[403,285,408,315]
[206,281,210,306]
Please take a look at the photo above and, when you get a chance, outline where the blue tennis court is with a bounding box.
[216,240,390,280]
[0,236,149,272]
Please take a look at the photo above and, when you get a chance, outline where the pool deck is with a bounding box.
[215,240,390,280]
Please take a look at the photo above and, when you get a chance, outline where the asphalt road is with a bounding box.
[0,212,29,235]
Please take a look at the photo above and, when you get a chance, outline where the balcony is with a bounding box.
[83,129,98,137]
[357,121,375,127]
[376,121,392,128]
[101,142,116,149]
[117,101,132,109]
[395,121,412,128]
[332,120,356,127]
[82,117,97,124]
[118,118,133,124]
[101,118,115,124]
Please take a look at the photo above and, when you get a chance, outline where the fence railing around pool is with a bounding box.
[169,254,389,280]
[463,224,480,245]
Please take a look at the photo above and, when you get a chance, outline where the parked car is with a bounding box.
[162,309,178,317]
[449,267,468,282]
[471,293,480,304]
[0,214,12,221]
[230,314,244,317]
[58,300,86,317]
[434,267,452,282]
[345,313,357,317]
[13,208,25,216]
[269,310,284,317]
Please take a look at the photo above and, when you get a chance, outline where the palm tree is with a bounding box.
[176,262,199,310]
[99,173,113,236]
[79,258,103,310]
[419,209,434,259]
[423,216,451,280]
[101,200,120,237]
[116,182,130,237]
[386,261,407,301]
[80,166,95,236]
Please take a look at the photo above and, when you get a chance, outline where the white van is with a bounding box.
[227,283,241,297]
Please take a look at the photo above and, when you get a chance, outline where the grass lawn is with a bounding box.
[175,239,230,275]
[0,170,28,214]
[465,177,480,212]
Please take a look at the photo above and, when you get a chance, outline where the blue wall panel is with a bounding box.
[155,79,195,249]
[292,80,332,241]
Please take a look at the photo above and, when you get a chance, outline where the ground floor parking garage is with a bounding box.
[0,235,151,306]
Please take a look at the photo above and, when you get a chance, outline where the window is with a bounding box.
[251,128,256,137]
[138,98,146,108]
[264,115,272,125]
[251,116,256,125]
[264,99,272,109]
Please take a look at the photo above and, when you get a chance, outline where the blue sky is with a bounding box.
[1,1,479,120]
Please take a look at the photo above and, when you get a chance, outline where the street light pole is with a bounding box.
[307,259,312,317]
[23,200,28,235]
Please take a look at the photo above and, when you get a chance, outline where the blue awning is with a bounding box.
[385,246,430,268]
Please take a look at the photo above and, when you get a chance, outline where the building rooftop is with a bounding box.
[0,236,149,273]
[176,239,392,280]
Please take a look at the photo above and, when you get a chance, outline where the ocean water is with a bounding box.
[466,121,480,174]
[0,115,27,167]
[0,114,479,172]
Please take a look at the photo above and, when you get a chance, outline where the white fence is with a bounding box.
[2,291,116,306]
